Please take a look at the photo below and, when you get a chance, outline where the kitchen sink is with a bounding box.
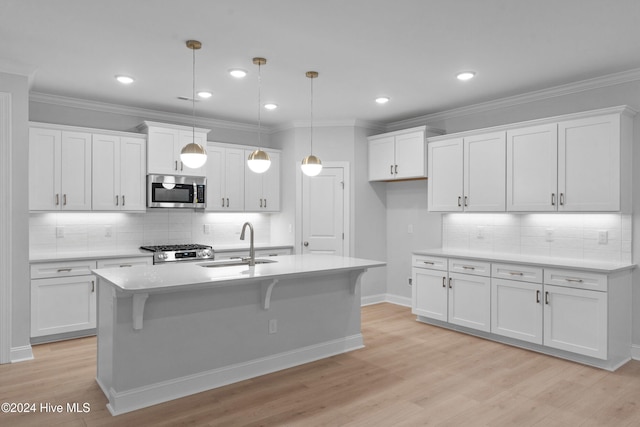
[199,259,277,268]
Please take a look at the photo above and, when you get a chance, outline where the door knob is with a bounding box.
[303,241,309,247]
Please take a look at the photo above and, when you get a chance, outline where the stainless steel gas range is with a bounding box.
[140,244,214,264]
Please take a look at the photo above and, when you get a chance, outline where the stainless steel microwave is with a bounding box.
[147,175,206,209]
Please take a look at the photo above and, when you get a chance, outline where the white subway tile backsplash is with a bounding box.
[443,213,632,263]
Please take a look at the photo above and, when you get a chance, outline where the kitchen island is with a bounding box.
[92,254,384,415]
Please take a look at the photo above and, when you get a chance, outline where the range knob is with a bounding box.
[200,249,212,258]
[157,252,168,260]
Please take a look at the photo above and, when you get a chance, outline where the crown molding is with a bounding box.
[29,92,260,133]
[387,67,640,130]
[271,118,387,134]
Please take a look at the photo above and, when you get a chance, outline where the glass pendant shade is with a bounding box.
[180,142,207,169]
[247,149,271,173]
[301,154,322,177]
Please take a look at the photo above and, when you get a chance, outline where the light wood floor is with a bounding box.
[2,303,639,426]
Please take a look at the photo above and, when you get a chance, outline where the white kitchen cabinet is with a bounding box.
[427,138,463,211]
[140,121,210,177]
[368,127,441,181]
[30,260,97,338]
[244,150,280,212]
[206,144,245,211]
[558,114,623,211]
[543,284,607,359]
[29,127,92,211]
[412,267,448,321]
[448,271,491,332]
[92,134,146,211]
[427,132,505,212]
[506,124,558,211]
[96,257,153,269]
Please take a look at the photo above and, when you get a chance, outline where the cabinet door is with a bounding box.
[31,275,96,337]
[29,128,61,211]
[543,284,607,359]
[147,127,179,175]
[178,131,207,176]
[244,149,263,211]
[395,131,426,179]
[463,131,506,211]
[225,148,246,211]
[491,279,543,344]
[92,134,120,211]
[412,268,448,321]
[97,257,152,268]
[558,115,620,211]
[261,151,280,211]
[60,131,92,210]
[205,145,226,211]
[448,272,491,332]
[428,138,463,212]
[120,137,147,211]
[506,124,558,212]
[368,137,396,181]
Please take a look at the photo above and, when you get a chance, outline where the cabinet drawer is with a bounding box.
[97,257,153,269]
[412,255,447,271]
[544,268,607,292]
[30,260,97,279]
[492,263,543,284]
[448,258,490,276]
[255,248,292,257]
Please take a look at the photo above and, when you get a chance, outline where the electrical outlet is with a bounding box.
[476,226,485,239]
[545,228,554,242]
[56,226,64,238]
[105,225,112,238]
[598,230,608,244]
[203,224,210,235]
[268,319,278,334]
[407,224,414,234]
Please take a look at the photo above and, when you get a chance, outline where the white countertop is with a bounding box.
[30,249,153,263]
[93,254,385,294]
[413,248,635,273]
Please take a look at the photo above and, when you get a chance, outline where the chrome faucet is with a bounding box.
[240,222,255,266]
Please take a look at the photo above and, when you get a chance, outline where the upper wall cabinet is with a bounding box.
[138,121,210,177]
[29,127,92,211]
[428,132,506,212]
[368,126,443,181]
[205,143,246,212]
[244,150,280,212]
[428,106,635,213]
[92,134,146,212]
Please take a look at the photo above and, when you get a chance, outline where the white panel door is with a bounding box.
[428,138,463,212]
[448,272,491,332]
[91,134,120,211]
[60,131,92,211]
[543,284,607,359]
[558,114,620,211]
[29,128,61,211]
[491,279,543,344]
[205,145,226,211]
[463,131,506,211]
[368,137,395,181]
[261,151,279,212]
[412,268,448,321]
[506,124,558,212]
[224,147,246,211]
[147,127,178,175]
[395,131,425,179]
[302,167,344,255]
[120,137,146,211]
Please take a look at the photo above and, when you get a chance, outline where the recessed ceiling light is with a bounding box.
[375,97,390,104]
[264,103,278,110]
[115,75,134,84]
[197,91,212,99]
[456,71,476,81]
[229,69,248,78]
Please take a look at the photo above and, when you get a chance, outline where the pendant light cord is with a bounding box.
[257,62,262,146]
[310,74,314,155]
[192,42,196,142]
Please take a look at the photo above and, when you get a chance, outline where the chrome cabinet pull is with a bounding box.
[120,264,132,268]
[442,277,446,288]
[464,196,468,207]
[56,268,72,273]
[395,164,398,174]
[559,193,564,206]
[448,277,452,288]
[390,165,394,175]
[175,160,178,171]
[509,272,524,276]
[545,291,550,305]
[423,261,434,265]
[551,193,556,206]
[91,280,95,292]
[55,194,60,206]
[122,195,125,206]
[462,265,475,270]
[260,198,263,208]
[116,195,119,206]
[264,199,267,208]
[536,290,540,303]
[221,198,225,207]
[63,194,67,206]
[180,161,184,171]
[565,278,584,283]
[457,196,462,207]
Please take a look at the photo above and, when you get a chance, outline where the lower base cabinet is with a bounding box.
[448,272,491,332]
[492,278,543,345]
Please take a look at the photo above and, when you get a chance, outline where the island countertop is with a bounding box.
[93,254,385,294]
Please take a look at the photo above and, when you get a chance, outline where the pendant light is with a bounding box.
[301,71,322,177]
[247,57,271,174]
[180,40,207,169]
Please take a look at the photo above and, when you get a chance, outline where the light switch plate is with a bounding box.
[545,228,554,242]
[56,226,64,238]
[598,230,608,244]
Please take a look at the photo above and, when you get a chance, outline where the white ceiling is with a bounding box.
[2,0,640,127]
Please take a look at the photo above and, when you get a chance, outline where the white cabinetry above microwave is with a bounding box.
[427,106,635,213]
[138,121,210,177]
